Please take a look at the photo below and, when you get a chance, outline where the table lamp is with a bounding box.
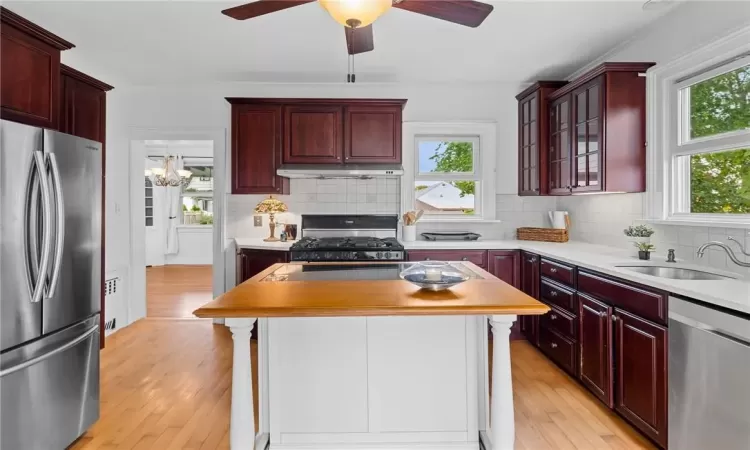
[254,196,288,242]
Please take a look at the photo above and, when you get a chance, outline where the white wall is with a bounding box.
[165,228,213,265]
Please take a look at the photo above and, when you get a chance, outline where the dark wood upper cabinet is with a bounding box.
[487,250,520,288]
[578,292,613,408]
[231,103,289,195]
[614,309,667,448]
[547,62,655,195]
[283,104,343,164]
[571,77,604,193]
[516,82,566,196]
[548,94,573,195]
[59,65,113,142]
[344,105,402,163]
[227,98,405,195]
[1,7,74,130]
[519,251,540,344]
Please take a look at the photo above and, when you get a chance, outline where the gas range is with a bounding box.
[290,215,404,262]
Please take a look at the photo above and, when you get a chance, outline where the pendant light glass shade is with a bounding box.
[319,0,392,28]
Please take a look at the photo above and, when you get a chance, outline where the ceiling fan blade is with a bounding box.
[393,0,493,27]
[222,0,315,20]
[345,25,375,55]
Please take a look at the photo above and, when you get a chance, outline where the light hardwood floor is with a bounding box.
[78,265,655,449]
[146,265,213,318]
[71,319,655,450]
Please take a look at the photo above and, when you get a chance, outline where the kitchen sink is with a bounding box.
[615,265,738,281]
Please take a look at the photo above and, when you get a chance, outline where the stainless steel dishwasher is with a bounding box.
[669,295,750,450]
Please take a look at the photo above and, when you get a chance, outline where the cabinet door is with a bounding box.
[614,309,667,447]
[60,73,106,142]
[487,250,520,288]
[283,105,343,164]
[578,293,613,407]
[239,249,289,283]
[520,252,540,344]
[518,93,540,195]
[232,104,289,194]
[548,95,572,195]
[571,76,603,193]
[0,22,62,129]
[344,105,401,163]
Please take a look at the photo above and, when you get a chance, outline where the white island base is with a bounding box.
[225,314,516,450]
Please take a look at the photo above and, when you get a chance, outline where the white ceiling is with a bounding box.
[5,1,675,86]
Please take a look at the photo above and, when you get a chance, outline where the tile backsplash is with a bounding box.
[559,193,750,275]
[228,180,749,275]
[226,178,400,239]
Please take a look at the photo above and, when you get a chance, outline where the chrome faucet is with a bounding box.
[696,241,750,268]
[727,236,750,256]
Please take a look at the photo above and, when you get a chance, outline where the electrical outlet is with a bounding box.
[254,215,263,227]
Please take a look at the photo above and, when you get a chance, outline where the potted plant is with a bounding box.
[634,242,656,260]
[624,225,654,255]
[183,204,202,225]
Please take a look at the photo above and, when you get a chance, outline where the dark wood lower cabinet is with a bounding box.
[520,252,540,345]
[578,293,613,407]
[614,309,668,448]
[237,249,289,338]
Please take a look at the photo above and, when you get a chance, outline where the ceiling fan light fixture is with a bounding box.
[319,0,392,28]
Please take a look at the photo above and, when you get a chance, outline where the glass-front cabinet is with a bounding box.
[549,95,572,195]
[571,76,603,193]
[516,81,566,196]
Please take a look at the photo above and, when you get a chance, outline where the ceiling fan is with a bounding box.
[222,0,494,57]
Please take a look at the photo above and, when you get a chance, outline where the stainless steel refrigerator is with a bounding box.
[1,119,101,449]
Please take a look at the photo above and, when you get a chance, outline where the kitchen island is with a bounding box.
[194,262,549,450]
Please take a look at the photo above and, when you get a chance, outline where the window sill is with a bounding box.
[177,225,213,232]
[638,219,750,230]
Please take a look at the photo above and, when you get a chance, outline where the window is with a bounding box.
[181,162,214,225]
[145,177,154,227]
[671,56,750,218]
[402,123,496,221]
[415,137,480,216]
[648,29,750,226]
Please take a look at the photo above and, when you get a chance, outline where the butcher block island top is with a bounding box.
[193,261,549,318]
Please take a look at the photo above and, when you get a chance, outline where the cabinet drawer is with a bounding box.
[578,270,667,324]
[406,250,487,267]
[540,279,576,314]
[538,326,577,376]
[540,258,576,287]
[539,304,577,341]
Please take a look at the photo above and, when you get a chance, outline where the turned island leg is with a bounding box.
[226,318,257,450]
[489,315,516,450]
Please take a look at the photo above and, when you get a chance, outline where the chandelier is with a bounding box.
[145,156,192,187]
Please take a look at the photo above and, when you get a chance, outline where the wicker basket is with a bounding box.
[517,227,569,243]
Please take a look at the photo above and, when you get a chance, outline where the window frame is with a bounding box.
[646,26,750,228]
[402,122,496,222]
[180,158,214,226]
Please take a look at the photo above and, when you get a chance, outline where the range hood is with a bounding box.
[277,164,404,179]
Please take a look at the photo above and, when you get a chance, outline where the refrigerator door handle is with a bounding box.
[0,324,98,378]
[29,151,53,304]
[46,152,65,298]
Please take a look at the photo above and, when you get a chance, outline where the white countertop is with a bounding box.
[235,237,750,315]
[235,238,293,250]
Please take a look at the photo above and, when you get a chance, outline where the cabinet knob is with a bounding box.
[549,290,558,297]
[550,267,558,273]
[550,342,558,349]
[462,257,468,261]
[527,257,536,263]
[550,314,558,320]
[612,315,618,322]
[425,257,431,261]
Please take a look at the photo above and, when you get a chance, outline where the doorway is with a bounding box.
[140,140,215,318]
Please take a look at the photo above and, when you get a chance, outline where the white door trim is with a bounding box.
[128,126,227,324]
